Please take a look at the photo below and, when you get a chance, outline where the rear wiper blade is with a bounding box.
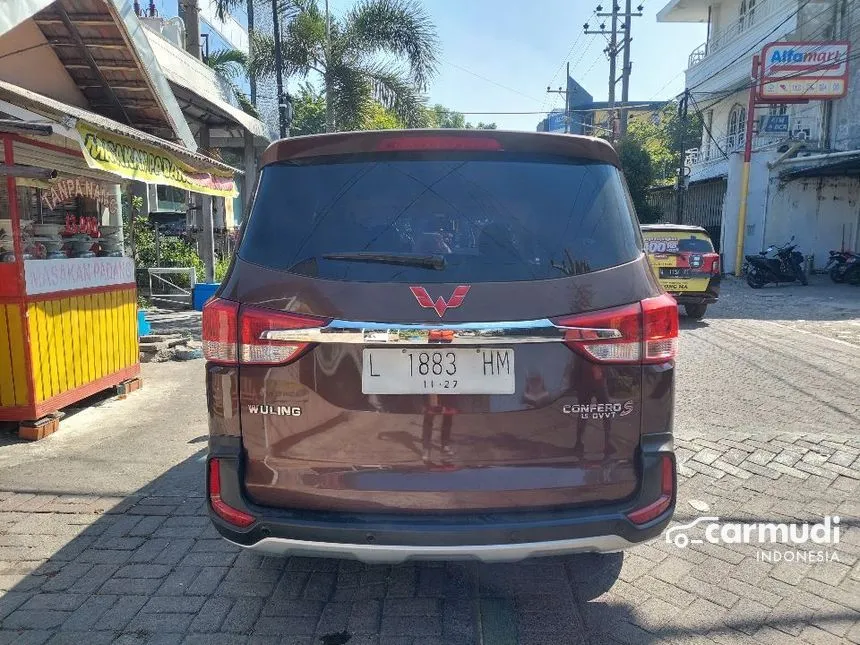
[321,252,446,270]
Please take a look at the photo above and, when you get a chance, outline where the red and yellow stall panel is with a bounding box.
[0,257,139,423]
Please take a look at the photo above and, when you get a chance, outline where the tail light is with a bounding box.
[202,299,239,364]
[239,306,327,365]
[626,455,674,525]
[555,294,678,364]
[202,298,328,366]
[705,253,721,275]
[208,458,255,527]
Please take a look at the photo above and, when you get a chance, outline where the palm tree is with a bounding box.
[249,0,439,132]
[204,48,260,117]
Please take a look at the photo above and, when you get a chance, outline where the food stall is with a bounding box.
[0,81,238,438]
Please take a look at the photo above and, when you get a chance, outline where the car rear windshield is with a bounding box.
[643,230,715,254]
[239,153,642,283]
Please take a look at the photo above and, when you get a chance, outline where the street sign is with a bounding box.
[759,41,850,101]
[762,114,790,133]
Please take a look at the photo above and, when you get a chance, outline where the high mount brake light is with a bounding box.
[554,294,678,364]
[202,298,328,366]
[374,136,503,152]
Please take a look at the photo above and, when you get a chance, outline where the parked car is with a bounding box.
[202,130,678,563]
[641,224,721,319]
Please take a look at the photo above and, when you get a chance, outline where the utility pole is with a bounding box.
[545,61,571,133]
[619,1,644,138]
[247,0,256,107]
[585,2,643,142]
[178,0,201,58]
[675,89,689,225]
[271,0,287,138]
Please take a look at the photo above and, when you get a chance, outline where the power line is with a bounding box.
[690,14,860,108]
[689,93,728,159]
[441,58,544,104]
[688,0,817,92]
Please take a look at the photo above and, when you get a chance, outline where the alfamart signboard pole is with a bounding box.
[733,41,852,275]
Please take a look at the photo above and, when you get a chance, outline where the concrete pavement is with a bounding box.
[0,279,858,644]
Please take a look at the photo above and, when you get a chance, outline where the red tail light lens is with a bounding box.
[557,303,642,363]
[208,458,255,528]
[239,306,328,366]
[375,136,503,152]
[626,455,674,525]
[554,295,678,364]
[707,253,721,275]
[202,299,327,366]
[641,294,679,364]
[202,298,239,364]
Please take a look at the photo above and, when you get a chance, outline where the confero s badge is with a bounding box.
[641,224,721,320]
[202,130,679,563]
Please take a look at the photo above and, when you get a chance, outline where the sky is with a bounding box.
[329,0,709,131]
[153,0,707,132]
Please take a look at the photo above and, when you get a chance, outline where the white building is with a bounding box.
[658,0,859,272]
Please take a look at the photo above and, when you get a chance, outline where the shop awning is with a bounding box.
[0,80,240,198]
[780,152,860,179]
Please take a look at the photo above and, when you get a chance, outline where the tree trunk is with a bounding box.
[178,0,201,59]
[325,73,335,132]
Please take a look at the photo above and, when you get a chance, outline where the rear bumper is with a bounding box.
[207,434,676,563]
[667,276,721,305]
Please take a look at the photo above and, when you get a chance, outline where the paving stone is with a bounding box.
[221,597,264,633]
[92,594,148,630]
[188,597,233,633]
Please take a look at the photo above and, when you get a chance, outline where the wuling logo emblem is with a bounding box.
[410,286,471,318]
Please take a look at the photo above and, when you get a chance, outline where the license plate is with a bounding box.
[361,348,515,394]
[660,267,693,278]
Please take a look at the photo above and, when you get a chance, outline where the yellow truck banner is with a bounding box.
[76,122,238,198]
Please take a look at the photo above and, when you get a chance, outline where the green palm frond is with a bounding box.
[344,0,438,89]
[360,61,426,127]
[204,48,249,81]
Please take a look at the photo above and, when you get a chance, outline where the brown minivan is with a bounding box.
[203,129,678,563]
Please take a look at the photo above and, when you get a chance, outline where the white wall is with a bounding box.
[766,175,860,266]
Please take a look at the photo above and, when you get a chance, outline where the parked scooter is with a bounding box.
[825,249,859,283]
[839,253,860,285]
[744,236,807,288]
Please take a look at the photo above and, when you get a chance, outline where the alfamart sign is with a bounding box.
[759,41,850,100]
[76,122,238,198]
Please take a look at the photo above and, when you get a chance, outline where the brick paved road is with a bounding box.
[0,281,858,644]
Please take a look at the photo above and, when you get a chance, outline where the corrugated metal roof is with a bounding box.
[28,0,196,149]
[0,79,241,175]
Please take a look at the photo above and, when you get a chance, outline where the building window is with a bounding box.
[739,0,757,32]
[769,104,788,116]
[727,104,746,150]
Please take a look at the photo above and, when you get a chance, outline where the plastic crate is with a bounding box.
[192,282,220,311]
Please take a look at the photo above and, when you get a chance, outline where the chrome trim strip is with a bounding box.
[233,534,640,563]
[261,319,622,345]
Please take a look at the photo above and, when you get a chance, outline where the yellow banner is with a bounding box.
[76,122,238,198]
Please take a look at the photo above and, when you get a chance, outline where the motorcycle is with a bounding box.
[744,237,807,288]
[840,253,860,285]
[824,249,859,283]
